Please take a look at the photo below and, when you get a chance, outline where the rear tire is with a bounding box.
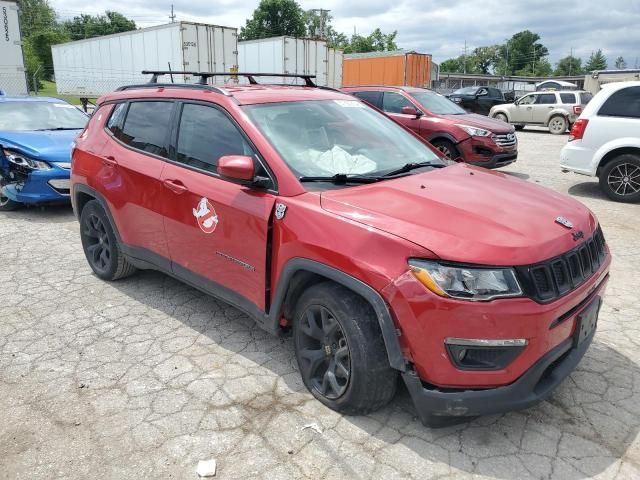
[293,282,398,415]
[431,139,460,161]
[548,115,567,135]
[80,200,137,280]
[599,154,640,203]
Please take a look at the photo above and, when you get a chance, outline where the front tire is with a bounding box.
[494,113,508,123]
[548,115,567,135]
[293,282,398,415]
[599,154,640,203]
[0,194,20,211]
[80,200,137,280]
[431,139,460,160]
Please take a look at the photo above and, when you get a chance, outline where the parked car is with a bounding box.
[72,72,610,426]
[490,90,593,134]
[0,95,88,210]
[536,80,578,91]
[446,86,506,115]
[343,86,517,168]
[561,81,640,202]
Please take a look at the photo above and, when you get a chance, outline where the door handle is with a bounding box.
[103,155,117,167]
[527,106,533,110]
[163,179,187,194]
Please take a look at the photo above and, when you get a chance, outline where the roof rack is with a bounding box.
[140,70,318,87]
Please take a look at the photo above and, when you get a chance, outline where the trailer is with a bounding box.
[237,36,343,88]
[51,22,238,102]
[0,0,28,95]
[342,50,432,88]
[584,69,640,94]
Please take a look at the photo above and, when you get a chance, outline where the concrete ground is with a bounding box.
[1,129,639,479]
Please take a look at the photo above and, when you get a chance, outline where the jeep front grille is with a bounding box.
[493,133,517,147]
[515,226,607,303]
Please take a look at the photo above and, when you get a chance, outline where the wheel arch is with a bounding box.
[427,132,460,146]
[490,109,510,121]
[545,111,570,126]
[73,184,122,242]
[596,146,640,177]
[269,258,406,371]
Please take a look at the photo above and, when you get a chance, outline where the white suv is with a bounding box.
[560,81,640,203]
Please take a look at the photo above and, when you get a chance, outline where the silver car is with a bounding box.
[489,90,593,134]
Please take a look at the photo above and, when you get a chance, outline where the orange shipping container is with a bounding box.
[342,50,432,87]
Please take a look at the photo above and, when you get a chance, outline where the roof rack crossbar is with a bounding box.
[115,83,231,96]
[140,70,317,87]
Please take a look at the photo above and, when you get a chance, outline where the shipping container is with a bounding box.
[584,69,640,94]
[0,0,28,95]
[342,50,432,88]
[238,36,343,88]
[52,22,238,98]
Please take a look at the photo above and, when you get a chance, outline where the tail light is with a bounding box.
[573,105,582,114]
[569,118,589,142]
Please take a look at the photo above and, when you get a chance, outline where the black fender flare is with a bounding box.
[73,184,122,242]
[427,132,460,146]
[269,258,406,371]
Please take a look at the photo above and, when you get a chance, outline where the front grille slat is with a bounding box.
[516,226,606,303]
[494,133,517,147]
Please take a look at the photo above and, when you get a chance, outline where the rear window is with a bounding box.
[560,93,577,104]
[579,92,593,104]
[598,86,640,118]
[119,101,174,157]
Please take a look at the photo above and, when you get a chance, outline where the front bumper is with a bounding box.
[403,324,595,426]
[457,136,518,169]
[1,167,71,204]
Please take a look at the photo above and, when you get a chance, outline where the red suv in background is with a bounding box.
[342,86,518,168]
[71,72,609,426]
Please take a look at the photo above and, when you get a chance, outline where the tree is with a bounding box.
[584,49,608,71]
[29,30,69,79]
[63,11,136,39]
[16,0,57,38]
[439,58,463,73]
[496,30,549,75]
[615,56,627,69]
[555,55,583,76]
[240,0,307,40]
[473,46,499,74]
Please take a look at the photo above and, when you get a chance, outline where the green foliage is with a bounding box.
[239,0,307,40]
[584,49,608,71]
[29,30,69,80]
[615,56,627,69]
[496,30,549,75]
[554,55,583,76]
[62,11,136,39]
[473,46,499,74]
[439,57,463,73]
[16,0,57,38]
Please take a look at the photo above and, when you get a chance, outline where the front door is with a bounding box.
[511,94,536,123]
[532,93,557,124]
[161,101,276,311]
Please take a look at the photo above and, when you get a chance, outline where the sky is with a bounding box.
[50,0,640,68]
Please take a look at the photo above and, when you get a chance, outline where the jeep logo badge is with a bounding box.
[555,216,573,229]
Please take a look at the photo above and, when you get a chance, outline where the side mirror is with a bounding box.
[401,106,423,118]
[217,155,255,182]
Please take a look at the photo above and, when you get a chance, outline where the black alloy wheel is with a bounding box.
[82,212,112,275]
[296,304,351,400]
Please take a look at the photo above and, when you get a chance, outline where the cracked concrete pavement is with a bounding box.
[1,129,640,479]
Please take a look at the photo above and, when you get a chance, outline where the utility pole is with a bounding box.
[463,40,467,74]
[532,45,536,75]
[169,5,176,23]
[309,9,330,40]
[569,47,573,75]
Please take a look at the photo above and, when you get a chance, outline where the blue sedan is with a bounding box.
[0,95,88,211]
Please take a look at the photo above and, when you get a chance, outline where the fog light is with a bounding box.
[445,338,527,370]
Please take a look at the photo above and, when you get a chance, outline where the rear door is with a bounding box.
[160,101,276,311]
[100,100,175,262]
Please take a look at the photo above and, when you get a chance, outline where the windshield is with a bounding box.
[453,87,478,95]
[243,100,444,179]
[0,101,88,131]
[410,91,467,115]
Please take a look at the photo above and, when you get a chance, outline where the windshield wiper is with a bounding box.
[35,127,83,131]
[299,173,382,184]
[381,161,446,177]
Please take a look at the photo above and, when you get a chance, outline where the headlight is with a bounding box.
[408,259,522,301]
[2,149,50,170]
[455,124,492,137]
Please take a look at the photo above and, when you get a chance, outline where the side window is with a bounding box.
[536,94,557,105]
[176,103,254,174]
[477,87,488,96]
[106,103,127,138]
[489,88,502,98]
[120,101,174,158]
[352,91,382,108]
[518,94,536,105]
[598,87,640,118]
[382,92,413,113]
[560,93,577,104]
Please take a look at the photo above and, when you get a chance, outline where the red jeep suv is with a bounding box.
[71,72,610,426]
[342,86,518,168]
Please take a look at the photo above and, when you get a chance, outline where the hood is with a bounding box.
[0,129,81,162]
[440,113,513,134]
[320,164,598,266]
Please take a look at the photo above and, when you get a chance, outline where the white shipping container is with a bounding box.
[0,0,28,95]
[238,36,342,88]
[52,22,238,98]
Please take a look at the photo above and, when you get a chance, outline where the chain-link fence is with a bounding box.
[0,66,29,95]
